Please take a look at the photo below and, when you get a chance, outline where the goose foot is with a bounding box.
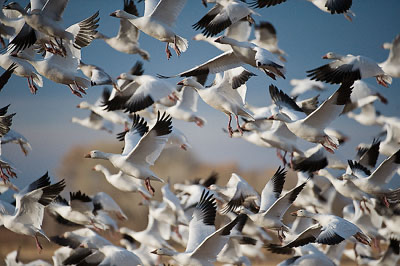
[145,178,155,196]
[180,144,187,151]
[227,115,233,137]
[34,235,43,253]
[194,117,204,127]
[68,85,83,98]
[235,115,243,136]
[165,43,172,60]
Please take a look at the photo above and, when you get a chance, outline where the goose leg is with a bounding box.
[165,43,172,60]
[26,77,34,94]
[359,201,365,213]
[173,35,181,57]
[363,199,371,213]
[173,226,182,240]
[138,191,150,201]
[289,152,294,169]
[227,114,233,137]
[180,144,187,151]
[145,177,155,196]
[34,235,43,253]
[194,117,204,127]
[235,115,243,136]
[68,84,82,98]
[74,81,87,94]
[30,76,38,94]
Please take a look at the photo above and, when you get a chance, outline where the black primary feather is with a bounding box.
[124,0,138,16]
[348,160,371,176]
[325,0,352,14]
[152,111,172,136]
[70,191,92,202]
[0,63,17,92]
[196,189,217,226]
[269,84,303,112]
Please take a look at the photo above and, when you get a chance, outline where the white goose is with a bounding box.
[379,34,400,77]
[289,78,326,97]
[268,81,354,153]
[151,190,246,266]
[251,21,287,62]
[0,53,43,94]
[0,172,65,252]
[164,86,207,127]
[95,0,150,61]
[72,111,114,134]
[85,112,172,195]
[177,67,255,137]
[161,36,285,80]
[307,52,392,87]
[92,164,152,199]
[78,61,118,90]
[250,0,355,21]
[240,169,307,241]
[291,209,371,246]
[1,129,32,156]
[110,0,188,59]
[192,0,257,37]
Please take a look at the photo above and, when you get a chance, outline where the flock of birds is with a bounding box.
[0,0,400,265]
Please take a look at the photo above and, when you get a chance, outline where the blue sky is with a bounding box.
[1,0,399,190]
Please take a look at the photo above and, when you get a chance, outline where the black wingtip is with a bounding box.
[70,191,92,202]
[196,189,217,226]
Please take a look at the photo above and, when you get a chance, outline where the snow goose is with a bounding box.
[76,89,131,128]
[209,172,260,214]
[160,36,285,80]
[289,78,326,97]
[78,61,118,90]
[92,191,127,221]
[119,212,176,251]
[0,53,43,94]
[164,86,207,127]
[92,164,151,199]
[379,34,400,78]
[240,172,307,241]
[25,38,91,97]
[177,67,255,137]
[192,0,257,38]
[307,52,392,87]
[63,245,142,266]
[250,0,355,21]
[291,209,372,246]
[72,111,114,134]
[110,0,188,59]
[0,172,65,252]
[5,249,52,266]
[343,149,400,195]
[95,0,150,61]
[47,191,107,230]
[251,21,287,62]
[51,228,112,249]
[0,104,14,137]
[268,81,354,153]
[4,2,99,56]
[114,73,178,113]
[192,18,251,52]
[1,129,32,156]
[151,190,246,266]
[85,112,172,195]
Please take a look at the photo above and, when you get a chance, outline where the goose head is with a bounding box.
[84,150,108,159]
[76,101,91,109]
[267,112,293,123]
[151,248,176,256]
[214,36,230,44]
[177,78,200,89]
[322,52,344,60]
[92,164,104,172]
[290,209,314,217]
[110,10,136,19]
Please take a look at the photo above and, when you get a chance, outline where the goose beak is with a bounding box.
[267,115,274,120]
[110,11,117,17]
[84,153,91,158]
[150,249,157,254]
[290,211,298,216]
[91,166,96,171]
[322,54,328,59]
[76,104,81,108]
[214,37,222,43]
[177,81,184,86]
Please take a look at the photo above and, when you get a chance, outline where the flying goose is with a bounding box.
[110,0,188,59]
[251,21,287,62]
[240,173,307,242]
[1,129,32,156]
[92,164,152,200]
[160,36,285,80]
[379,34,400,78]
[192,0,257,38]
[0,172,65,252]
[4,2,99,56]
[95,0,150,60]
[85,112,172,195]
[268,81,354,153]
[291,209,371,246]
[71,111,114,134]
[78,61,118,90]
[151,190,246,266]
[250,0,355,21]
[307,52,392,87]
[289,78,326,97]
[177,67,255,137]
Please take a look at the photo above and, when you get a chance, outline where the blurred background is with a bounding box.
[0,0,399,263]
